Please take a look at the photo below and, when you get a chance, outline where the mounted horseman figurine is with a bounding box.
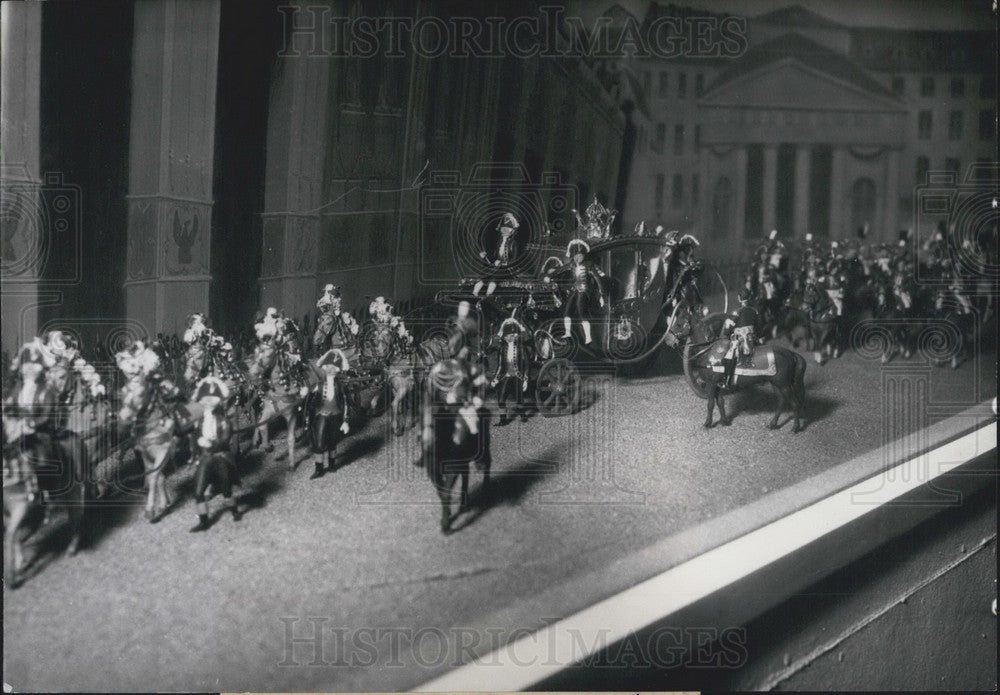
[188,376,242,532]
[308,349,351,479]
[474,212,521,297]
[721,287,759,390]
[313,285,359,360]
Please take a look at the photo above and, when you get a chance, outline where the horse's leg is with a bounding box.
[438,475,454,534]
[716,391,731,426]
[459,468,470,514]
[769,383,788,430]
[4,497,30,587]
[143,451,159,521]
[703,384,716,428]
[64,482,85,556]
[286,411,297,469]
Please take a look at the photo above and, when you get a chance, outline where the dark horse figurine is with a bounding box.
[667,306,808,432]
[417,358,491,534]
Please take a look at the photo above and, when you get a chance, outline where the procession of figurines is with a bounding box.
[3,196,994,585]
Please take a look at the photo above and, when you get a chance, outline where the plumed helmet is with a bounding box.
[194,376,230,402]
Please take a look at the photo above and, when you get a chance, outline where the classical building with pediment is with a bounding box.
[624,3,996,260]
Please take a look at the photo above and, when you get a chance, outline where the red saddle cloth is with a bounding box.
[707,340,777,375]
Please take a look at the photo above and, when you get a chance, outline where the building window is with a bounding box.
[673,124,684,155]
[695,73,704,97]
[950,77,964,98]
[918,110,932,139]
[945,157,960,174]
[891,76,904,96]
[655,174,665,212]
[658,71,668,98]
[694,125,701,149]
[654,123,666,152]
[921,77,935,97]
[916,155,929,184]
[677,72,687,98]
[948,110,963,140]
[980,109,994,140]
[980,76,996,99]
[672,174,683,208]
[692,174,699,205]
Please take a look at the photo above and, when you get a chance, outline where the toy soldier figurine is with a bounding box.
[721,288,759,390]
[41,330,105,404]
[3,340,62,494]
[546,239,606,345]
[313,284,359,360]
[474,212,521,297]
[254,307,281,343]
[660,231,701,303]
[189,376,241,532]
[490,317,530,426]
[309,349,351,479]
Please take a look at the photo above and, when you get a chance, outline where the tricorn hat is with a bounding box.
[498,212,520,230]
[566,239,590,258]
[497,317,527,337]
[317,348,350,371]
[194,376,229,402]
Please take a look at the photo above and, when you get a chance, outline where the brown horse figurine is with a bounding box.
[668,307,807,432]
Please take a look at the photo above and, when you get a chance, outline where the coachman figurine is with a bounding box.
[721,287,759,389]
[309,349,351,479]
[490,317,530,425]
[189,376,241,532]
[546,239,606,345]
[474,212,521,297]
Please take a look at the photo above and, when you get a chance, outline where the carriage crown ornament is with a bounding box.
[573,196,617,239]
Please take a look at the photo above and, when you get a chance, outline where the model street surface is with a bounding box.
[3,345,994,692]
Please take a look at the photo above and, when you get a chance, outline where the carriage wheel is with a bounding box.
[536,359,581,417]
[682,312,727,400]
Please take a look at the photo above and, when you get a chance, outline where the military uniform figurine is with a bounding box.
[313,285,359,359]
[490,317,530,425]
[189,376,241,532]
[546,239,605,345]
[721,288,759,389]
[474,212,521,297]
[369,296,412,352]
[309,349,351,479]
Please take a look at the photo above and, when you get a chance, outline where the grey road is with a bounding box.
[3,341,995,692]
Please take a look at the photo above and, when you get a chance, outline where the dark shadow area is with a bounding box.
[537,481,996,692]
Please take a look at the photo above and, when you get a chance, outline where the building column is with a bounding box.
[793,146,811,237]
[884,147,901,244]
[259,22,330,321]
[829,146,846,239]
[124,0,221,337]
[733,146,748,242]
[762,144,778,236]
[1,1,43,353]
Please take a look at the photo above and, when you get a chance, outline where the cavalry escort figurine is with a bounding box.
[309,348,351,479]
[369,296,412,352]
[473,212,521,297]
[189,376,241,532]
[313,285,359,359]
[720,287,759,390]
